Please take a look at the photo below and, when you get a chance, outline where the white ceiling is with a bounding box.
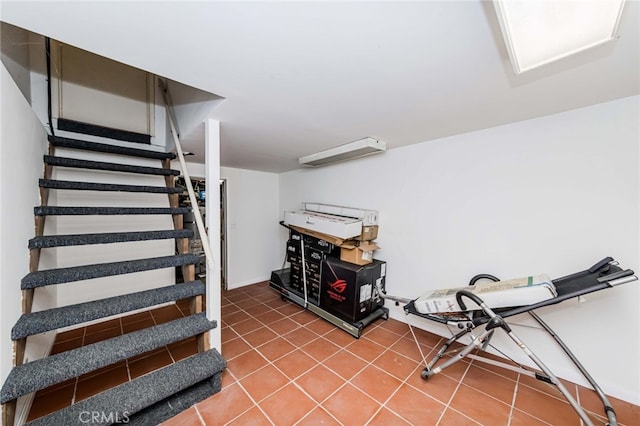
[2,1,639,173]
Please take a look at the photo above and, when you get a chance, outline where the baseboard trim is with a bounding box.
[226,275,271,290]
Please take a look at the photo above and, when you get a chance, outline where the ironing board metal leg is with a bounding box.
[457,293,596,426]
[425,328,469,372]
[423,328,494,379]
[503,327,595,426]
[528,311,617,426]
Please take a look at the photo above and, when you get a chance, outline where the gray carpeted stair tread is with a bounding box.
[49,135,176,160]
[44,155,181,176]
[34,206,190,216]
[126,375,222,426]
[1,314,218,404]
[39,179,183,194]
[23,348,225,426]
[21,254,199,289]
[12,280,205,340]
[29,229,193,249]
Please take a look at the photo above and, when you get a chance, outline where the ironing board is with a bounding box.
[382,257,636,426]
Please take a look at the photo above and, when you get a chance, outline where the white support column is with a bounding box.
[205,119,221,352]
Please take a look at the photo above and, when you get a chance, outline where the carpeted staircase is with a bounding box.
[1,135,226,425]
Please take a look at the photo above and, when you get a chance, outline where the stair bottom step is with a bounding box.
[127,374,222,426]
[25,349,226,426]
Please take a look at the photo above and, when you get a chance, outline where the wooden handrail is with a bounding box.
[158,79,215,271]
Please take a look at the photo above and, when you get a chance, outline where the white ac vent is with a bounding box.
[298,137,386,167]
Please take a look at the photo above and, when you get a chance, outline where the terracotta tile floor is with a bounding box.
[28,281,640,425]
[164,281,640,426]
[27,299,196,422]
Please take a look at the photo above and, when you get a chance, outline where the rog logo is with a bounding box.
[329,279,347,294]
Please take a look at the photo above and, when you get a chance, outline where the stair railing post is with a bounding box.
[159,80,214,352]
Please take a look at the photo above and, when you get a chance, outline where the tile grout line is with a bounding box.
[221,303,319,425]
[223,284,636,426]
[463,362,556,425]
[193,406,206,426]
[248,311,336,423]
[412,332,531,425]
[225,292,449,425]
[287,333,374,425]
[220,369,276,426]
[224,290,539,426]
[433,355,474,425]
[119,318,134,382]
[31,304,206,422]
[506,371,520,426]
[368,342,447,425]
[224,296,378,425]
[292,402,343,426]
[69,325,89,405]
[303,326,414,424]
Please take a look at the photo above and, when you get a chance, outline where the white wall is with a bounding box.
[174,162,281,290]
[221,167,281,288]
[51,149,176,307]
[279,96,640,404]
[166,79,224,144]
[1,22,32,102]
[0,63,53,383]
